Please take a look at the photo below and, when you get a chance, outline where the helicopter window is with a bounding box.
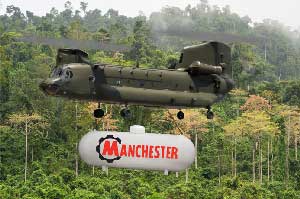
[65,69,73,79]
[220,53,224,63]
[51,68,62,77]
[65,71,70,78]
[62,69,73,79]
[179,53,183,63]
[58,69,63,76]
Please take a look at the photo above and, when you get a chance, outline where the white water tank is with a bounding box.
[79,127,195,172]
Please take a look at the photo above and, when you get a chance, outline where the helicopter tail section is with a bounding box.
[176,41,231,77]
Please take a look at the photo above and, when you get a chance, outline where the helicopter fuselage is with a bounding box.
[40,63,234,109]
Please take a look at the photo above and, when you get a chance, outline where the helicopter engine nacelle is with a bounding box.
[187,61,223,75]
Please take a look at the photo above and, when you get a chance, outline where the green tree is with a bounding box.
[8,113,48,182]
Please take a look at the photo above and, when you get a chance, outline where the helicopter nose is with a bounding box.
[39,80,60,95]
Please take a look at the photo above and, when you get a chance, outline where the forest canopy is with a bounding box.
[1,1,300,198]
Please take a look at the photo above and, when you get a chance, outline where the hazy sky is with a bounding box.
[0,0,299,29]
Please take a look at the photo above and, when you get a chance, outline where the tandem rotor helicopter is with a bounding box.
[40,42,233,120]
[19,30,260,120]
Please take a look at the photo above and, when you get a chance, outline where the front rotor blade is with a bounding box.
[17,36,131,52]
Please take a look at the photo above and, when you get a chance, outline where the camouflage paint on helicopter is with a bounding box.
[39,41,234,119]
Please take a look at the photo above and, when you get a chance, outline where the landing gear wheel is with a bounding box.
[94,109,105,118]
[207,111,214,120]
[177,111,184,120]
[120,108,131,119]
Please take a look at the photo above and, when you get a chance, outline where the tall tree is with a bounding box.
[8,113,48,182]
[224,118,242,178]
[80,2,88,15]
[280,107,300,186]
[224,111,278,183]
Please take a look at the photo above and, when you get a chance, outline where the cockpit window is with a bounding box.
[50,67,62,77]
[50,67,73,80]
[65,70,70,78]
[63,68,73,79]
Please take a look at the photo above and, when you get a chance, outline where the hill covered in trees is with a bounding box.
[2,1,300,198]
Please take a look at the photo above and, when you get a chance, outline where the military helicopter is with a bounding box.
[38,41,234,120]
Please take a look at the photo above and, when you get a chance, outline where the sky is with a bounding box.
[0,0,299,29]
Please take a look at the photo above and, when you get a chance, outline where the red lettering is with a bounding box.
[142,145,148,158]
[102,141,119,156]
[102,141,178,160]
[128,145,135,157]
[166,147,171,159]
[171,147,178,159]
[136,145,141,158]
[154,146,160,158]
[120,144,127,156]
[149,145,154,158]
[161,146,165,158]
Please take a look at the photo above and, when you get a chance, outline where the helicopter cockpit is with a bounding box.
[50,66,73,80]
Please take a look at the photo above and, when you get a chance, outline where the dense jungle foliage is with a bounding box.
[2,0,300,198]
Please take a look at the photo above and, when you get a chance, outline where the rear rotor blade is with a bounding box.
[152,29,265,45]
